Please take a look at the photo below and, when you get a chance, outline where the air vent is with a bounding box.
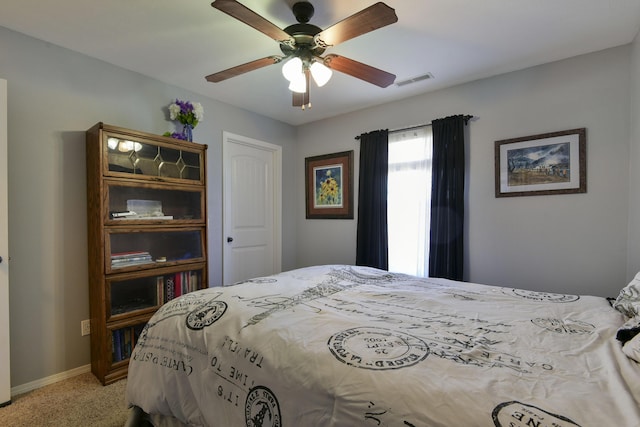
[395,72,434,87]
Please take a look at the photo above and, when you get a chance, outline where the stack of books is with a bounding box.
[109,210,137,219]
[158,270,202,304]
[111,251,153,268]
[112,323,146,363]
[110,200,174,220]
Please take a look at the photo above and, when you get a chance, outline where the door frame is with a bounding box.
[0,79,11,406]
[222,131,282,285]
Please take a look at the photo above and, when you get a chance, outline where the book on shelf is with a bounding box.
[175,272,182,299]
[165,276,175,303]
[112,330,122,362]
[112,214,174,220]
[123,329,132,359]
[112,324,147,363]
[111,250,150,259]
[111,251,153,268]
[112,255,152,263]
[161,270,201,304]
[110,210,137,219]
[157,276,164,306]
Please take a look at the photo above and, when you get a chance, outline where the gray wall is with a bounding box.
[0,26,297,387]
[2,23,639,390]
[296,44,636,299]
[627,31,640,280]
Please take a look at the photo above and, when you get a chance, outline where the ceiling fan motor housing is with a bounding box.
[280,23,325,59]
[292,2,314,23]
[281,2,325,59]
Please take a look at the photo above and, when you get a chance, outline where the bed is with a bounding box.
[125,264,640,426]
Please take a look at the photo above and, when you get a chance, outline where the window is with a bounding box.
[387,126,433,277]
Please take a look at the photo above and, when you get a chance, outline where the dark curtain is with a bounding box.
[429,115,466,280]
[356,129,389,270]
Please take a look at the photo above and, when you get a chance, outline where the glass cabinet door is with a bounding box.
[104,133,203,182]
[106,228,205,273]
[106,181,204,222]
[109,275,159,316]
[107,267,205,320]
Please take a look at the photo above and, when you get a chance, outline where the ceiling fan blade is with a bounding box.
[323,54,395,88]
[211,0,294,45]
[205,56,282,83]
[314,2,398,48]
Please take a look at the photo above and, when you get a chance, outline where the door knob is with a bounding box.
[227,237,234,243]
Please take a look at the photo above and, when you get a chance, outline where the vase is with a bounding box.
[182,124,193,142]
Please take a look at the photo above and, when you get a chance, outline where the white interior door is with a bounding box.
[0,79,11,406]
[222,132,282,285]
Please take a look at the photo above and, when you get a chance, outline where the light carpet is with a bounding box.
[0,372,129,426]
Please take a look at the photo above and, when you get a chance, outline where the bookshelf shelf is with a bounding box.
[86,123,208,385]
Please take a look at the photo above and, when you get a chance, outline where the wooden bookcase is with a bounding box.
[86,122,208,385]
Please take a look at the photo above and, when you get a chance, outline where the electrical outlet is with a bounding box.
[81,319,91,336]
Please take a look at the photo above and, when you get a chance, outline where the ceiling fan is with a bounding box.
[206,0,398,109]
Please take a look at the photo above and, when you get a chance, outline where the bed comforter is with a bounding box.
[126,265,640,426]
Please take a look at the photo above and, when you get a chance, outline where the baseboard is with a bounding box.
[10,364,91,397]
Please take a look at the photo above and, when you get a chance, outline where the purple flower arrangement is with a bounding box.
[164,99,204,141]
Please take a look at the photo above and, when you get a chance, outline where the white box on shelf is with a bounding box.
[127,199,163,217]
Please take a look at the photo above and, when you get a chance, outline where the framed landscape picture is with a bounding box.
[495,128,586,198]
[305,150,353,219]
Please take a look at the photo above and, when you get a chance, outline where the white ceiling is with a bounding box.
[2,0,639,126]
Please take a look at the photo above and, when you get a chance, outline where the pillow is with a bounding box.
[614,272,640,344]
[613,271,640,318]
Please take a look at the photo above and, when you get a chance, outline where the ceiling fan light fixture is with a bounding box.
[288,73,307,93]
[282,57,303,82]
[310,61,332,87]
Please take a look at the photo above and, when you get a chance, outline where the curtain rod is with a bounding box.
[354,114,474,140]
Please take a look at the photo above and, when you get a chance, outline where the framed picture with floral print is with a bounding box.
[305,150,354,219]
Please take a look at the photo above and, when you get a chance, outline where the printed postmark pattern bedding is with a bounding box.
[126,265,640,426]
